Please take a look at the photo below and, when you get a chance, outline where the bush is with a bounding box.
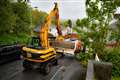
[112,77,120,80]
[76,52,93,66]
[0,33,29,44]
[101,48,120,77]
[76,47,120,77]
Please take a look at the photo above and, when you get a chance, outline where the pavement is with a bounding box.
[0,56,86,80]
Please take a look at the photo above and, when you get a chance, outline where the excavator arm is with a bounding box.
[39,3,62,48]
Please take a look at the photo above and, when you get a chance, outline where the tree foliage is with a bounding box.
[12,1,31,34]
[0,0,32,43]
[75,0,120,56]
[0,0,31,35]
[68,19,72,28]
[0,0,16,34]
[32,9,48,27]
[61,19,72,28]
[76,19,81,27]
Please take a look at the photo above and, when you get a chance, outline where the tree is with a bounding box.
[75,0,120,57]
[68,19,72,28]
[76,19,81,27]
[61,19,73,28]
[87,0,120,56]
[32,9,48,27]
[74,18,91,53]
[61,20,69,28]
[12,1,31,34]
[0,0,16,34]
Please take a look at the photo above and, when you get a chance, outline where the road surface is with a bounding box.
[0,56,86,80]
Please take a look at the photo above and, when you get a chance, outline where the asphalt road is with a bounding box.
[0,56,86,80]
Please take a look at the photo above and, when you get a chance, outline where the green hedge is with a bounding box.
[101,48,120,77]
[76,52,93,66]
[76,47,120,78]
[0,33,30,44]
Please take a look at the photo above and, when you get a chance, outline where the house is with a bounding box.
[107,7,120,47]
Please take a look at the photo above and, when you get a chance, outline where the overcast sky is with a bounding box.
[30,0,86,20]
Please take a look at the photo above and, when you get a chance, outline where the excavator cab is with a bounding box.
[27,37,42,49]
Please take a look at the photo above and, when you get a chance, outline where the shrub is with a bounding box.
[101,48,120,77]
[76,52,93,66]
[0,33,29,44]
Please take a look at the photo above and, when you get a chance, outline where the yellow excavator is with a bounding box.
[22,3,62,74]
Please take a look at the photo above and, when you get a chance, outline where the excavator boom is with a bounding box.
[39,3,62,48]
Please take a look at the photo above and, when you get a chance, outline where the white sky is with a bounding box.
[30,0,86,20]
